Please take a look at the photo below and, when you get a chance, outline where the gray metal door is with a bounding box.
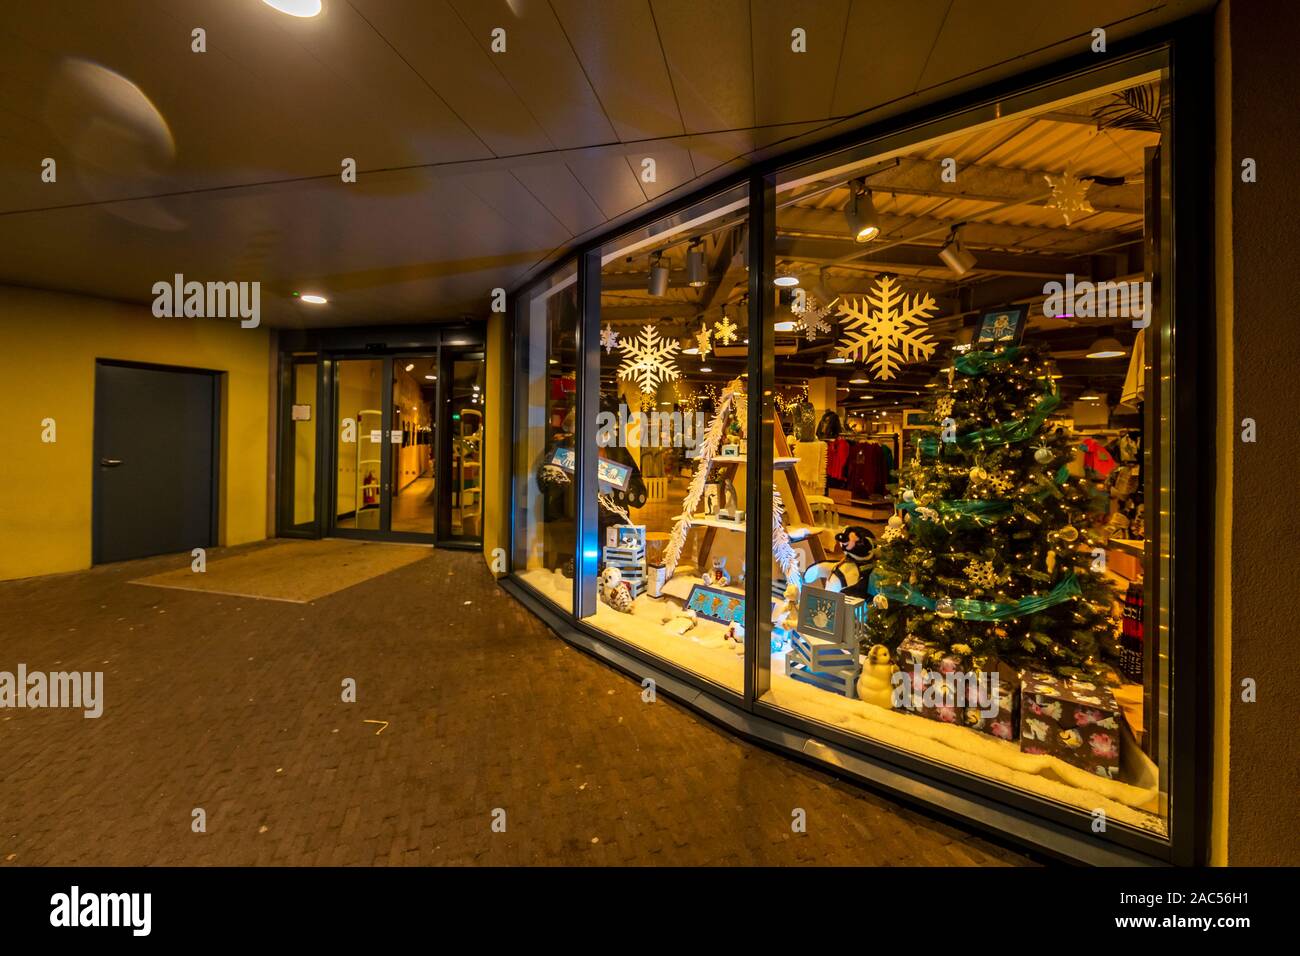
[93,361,218,564]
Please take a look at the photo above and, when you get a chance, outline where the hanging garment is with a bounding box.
[1120,581,1144,681]
[815,410,843,440]
[826,436,851,482]
[1120,332,1145,410]
[1080,437,1117,477]
[847,442,888,498]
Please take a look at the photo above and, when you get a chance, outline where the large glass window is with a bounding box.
[513,263,579,611]
[574,186,751,691]
[761,69,1172,836]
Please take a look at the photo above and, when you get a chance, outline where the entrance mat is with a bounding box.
[130,539,431,604]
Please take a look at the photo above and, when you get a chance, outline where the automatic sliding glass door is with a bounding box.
[333,358,385,532]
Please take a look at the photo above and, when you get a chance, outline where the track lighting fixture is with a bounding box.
[939,224,977,276]
[845,178,880,243]
[648,253,669,296]
[686,243,707,288]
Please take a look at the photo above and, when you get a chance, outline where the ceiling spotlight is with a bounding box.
[1086,335,1127,359]
[648,254,670,296]
[298,293,328,304]
[405,363,415,372]
[262,0,322,16]
[472,384,480,391]
[845,179,880,243]
[939,225,977,276]
[686,243,707,288]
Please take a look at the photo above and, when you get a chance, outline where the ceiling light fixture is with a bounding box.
[1086,335,1127,359]
[682,346,700,355]
[297,293,328,304]
[424,374,436,380]
[1080,392,1104,401]
[686,243,707,288]
[939,224,978,276]
[849,377,869,384]
[773,268,799,288]
[262,0,322,17]
[405,363,414,372]
[699,366,712,373]
[845,179,880,243]
[648,254,670,296]
[825,356,850,364]
[774,320,797,332]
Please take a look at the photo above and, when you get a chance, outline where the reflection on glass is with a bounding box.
[390,356,437,534]
[335,358,383,530]
[581,184,750,693]
[759,71,1171,836]
[451,355,485,540]
[288,359,316,530]
[513,264,578,610]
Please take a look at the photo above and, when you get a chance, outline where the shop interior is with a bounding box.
[516,74,1168,835]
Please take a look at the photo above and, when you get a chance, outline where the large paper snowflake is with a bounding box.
[1044,170,1094,224]
[835,276,938,380]
[713,313,739,345]
[599,324,619,354]
[618,324,681,393]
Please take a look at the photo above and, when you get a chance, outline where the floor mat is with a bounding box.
[129,539,430,603]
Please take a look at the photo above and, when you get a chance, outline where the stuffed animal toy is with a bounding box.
[599,566,634,613]
[703,556,731,588]
[805,525,876,598]
[856,643,899,709]
[770,581,800,652]
[663,608,698,635]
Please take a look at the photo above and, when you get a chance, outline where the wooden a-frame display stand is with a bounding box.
[694,415,827,571]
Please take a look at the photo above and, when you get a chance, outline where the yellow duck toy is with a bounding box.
[856,644,899,709]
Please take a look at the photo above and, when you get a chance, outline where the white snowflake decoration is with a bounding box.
[835,276,938,381]
[599,324,619,354]
[696,321,713,359]
[713,313,739,345]
[1044,170,1094,225]
[618,324,681,393]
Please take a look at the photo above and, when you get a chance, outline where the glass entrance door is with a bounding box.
[438,348,485,546]
[329,353,439,541]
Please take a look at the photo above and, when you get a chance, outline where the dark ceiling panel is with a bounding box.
[563,150,649,220]
[509,162,608,235]
[831,0,953,117]
[550,0,686,141]
[348,0,554,156]
[625,141,697,200]
[751,0,852,126]
[447,0,618,150]
[650,0,755,133]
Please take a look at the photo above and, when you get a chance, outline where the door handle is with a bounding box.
[100,458,123,467]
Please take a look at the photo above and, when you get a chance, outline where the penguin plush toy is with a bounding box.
[825,525,876,598]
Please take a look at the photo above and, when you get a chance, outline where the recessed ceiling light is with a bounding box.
[1080,392,1103,401]
[548,358,558,365]
[773,274,799,288]
[699,366,712,373]
[826,356,850,364]
[774,320,797,332]
[298,293,328,304]
[861,394,874,399]
[682,346,700,355]
[405,363,415,372]
[424,375,436,380]
[472,385,480,391]
[849,377,869,384]
[262,0,322,18]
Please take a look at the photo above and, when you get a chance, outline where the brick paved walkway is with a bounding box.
[0,542,1033,866]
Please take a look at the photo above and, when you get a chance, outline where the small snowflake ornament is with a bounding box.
[696,321,713,358]
[618,324,681,393]
[835,276,938,380]
[713,312,739,346]
[964,559,999,590]
[934,395,955,420]
[1044,170,1094,224]
[599,324,619,354]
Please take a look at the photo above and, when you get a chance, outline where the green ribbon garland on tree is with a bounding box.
[900,498,1011,527]
[914,391,1061,456]
[952,346,1029,375]
[869,570,1082,622]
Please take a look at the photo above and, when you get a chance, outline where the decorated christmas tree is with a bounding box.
[866,344,1119,678]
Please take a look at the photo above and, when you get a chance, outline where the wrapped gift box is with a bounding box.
[963,661,1020,741]
[1019,672,1122,778]
[894,635,965,725]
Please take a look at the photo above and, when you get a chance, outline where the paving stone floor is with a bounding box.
[0,542,1034,866]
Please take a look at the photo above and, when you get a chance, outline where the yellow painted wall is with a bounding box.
[482,310,508,573]
[0,285,272,581]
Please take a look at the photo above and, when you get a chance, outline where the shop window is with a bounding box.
[761,70,1173,835]
[513,263,579,611]
[576,184,750,691]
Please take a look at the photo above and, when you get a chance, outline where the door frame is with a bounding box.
[275,326,486,546]
[92,358,222,565]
